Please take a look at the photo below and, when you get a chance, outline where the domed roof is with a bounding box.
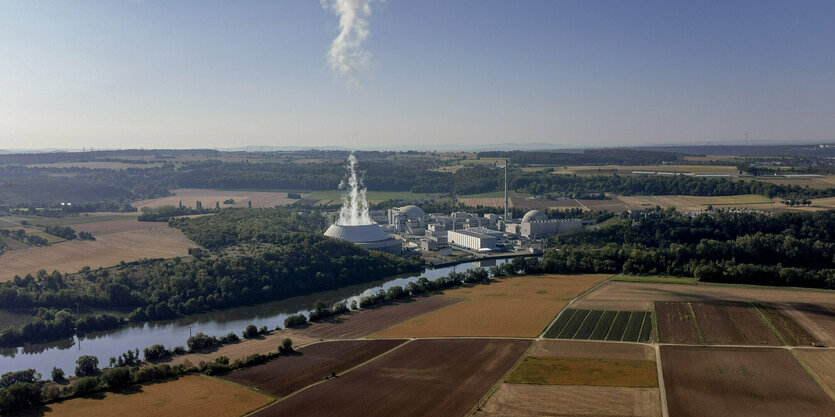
[522,210,548,222]
[324,224,391,243]
[400,205,425,219]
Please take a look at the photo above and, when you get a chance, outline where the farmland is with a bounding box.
[580,281,835,305]
[544,308,652,342]
[0,220,194,280]
[477,384,662,417]
[252,339,530,417]
[661,346,835,417]
[507,356,658,387]
[794,349,835,398]
[23,375,273,417]
[222,340,406,398]
[132,188,307,209]
[655,302,783,345]
[295,296,461,339]
[787,303,835,345]
[372,274,611,338]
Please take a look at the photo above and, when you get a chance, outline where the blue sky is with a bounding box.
[1,0,833,150]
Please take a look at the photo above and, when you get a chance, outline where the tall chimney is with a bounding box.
[504,159,509,220]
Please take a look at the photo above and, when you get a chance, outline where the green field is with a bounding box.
[546,309,653,343]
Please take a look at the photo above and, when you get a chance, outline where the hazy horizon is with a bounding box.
[1,1,833,150]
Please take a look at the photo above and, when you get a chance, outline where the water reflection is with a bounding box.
[0,258,516,375]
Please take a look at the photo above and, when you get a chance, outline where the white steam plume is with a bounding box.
[322,0,379,87]
[337,153,372,225]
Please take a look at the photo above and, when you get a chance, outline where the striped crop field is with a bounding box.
[545,309,653,343]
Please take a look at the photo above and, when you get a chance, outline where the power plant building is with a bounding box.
[324,223,402,255]
[448,228,499,251]
[508,210,583,239]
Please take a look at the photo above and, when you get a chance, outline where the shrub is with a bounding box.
[219,332,239,344]
[74,355,99,377]
[101,367,132,389]
[172,346,186,355]
[284,314,307,328]
[51,367,65,382]
[186,333,219,352]
[278,338,294,354]
[71,377,100,396]
[0,383,42,413]
[242,324,258,339]
[143,344,171,361]
[131,364,173,384]
[0,369,39,389]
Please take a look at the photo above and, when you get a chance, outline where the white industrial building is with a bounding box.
[448,229,498,251]
[324,223,402,255]
[505,210,584,239]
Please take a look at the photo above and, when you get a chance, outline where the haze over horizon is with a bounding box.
[1,1,833,150]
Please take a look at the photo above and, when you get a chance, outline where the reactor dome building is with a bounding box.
[324,223,401,255]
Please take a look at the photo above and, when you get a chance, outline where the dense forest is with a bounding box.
[0,208,421,347]
[536,210,835,289]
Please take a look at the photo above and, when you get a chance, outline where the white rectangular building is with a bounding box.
[448,229,497,251]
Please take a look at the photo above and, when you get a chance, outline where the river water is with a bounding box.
[0,258,514,376]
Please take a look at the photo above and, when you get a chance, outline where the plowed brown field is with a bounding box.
[372,274,611,338]
[477,384,661,417]
[222,340,405,398]
[252,339,531,417]
[24,375,272,417]
[790,303,835,344]
[584,281,835,304]
[794,349,835,400]
[655,302,781,345]
[530,340,655,361]
[296,296,461,339]
[661,346,835,417]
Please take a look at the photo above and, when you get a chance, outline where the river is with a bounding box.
[0,258,515,376]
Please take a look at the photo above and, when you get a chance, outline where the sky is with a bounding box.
[0,0,833,150]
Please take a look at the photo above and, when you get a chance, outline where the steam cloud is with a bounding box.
[337,153,372,225]
[322,0,380,87]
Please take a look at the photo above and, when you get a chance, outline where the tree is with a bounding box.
[51,367,65,382]
[242,324,259,339]
[0,383,42,413]
[278,338,294,354]
[75,355,99,377]
[101,367,131,389]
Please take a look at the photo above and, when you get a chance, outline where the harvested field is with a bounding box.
[223,340,405,398]
[27,161,162,170]
[458,197,510,208]
[794,349,835,399]
[582,281,835,304]
[170,331,320,367]
[372,274,611,338]
[661,346,835,417]
[507,356,658,387]
[25,375,273,417]
[511,198,583,210]
[132,188,306,209]
[578,197,630,211]
[788,303,835,345]
[530,339,655,361]
[253,339,531,417]
[572,299,654,311]
[655,302,781,345]
[477,384,661,417]
[617,194,774,211]
[296,296,461,339]
[753,303,818,345]
[0,222,194,280]
[545,308,652,342]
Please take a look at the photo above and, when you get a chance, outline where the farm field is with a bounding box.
[170,331,320,367]
[787,303,835,345]
[222,340,406,398]
[372,274,612,338]
[295,296,461,339]
[306,189,427,205]
[617,194,774,211]
[655,302,782,345]
[753,303,819,345]
[1,213,138,227]
[794,349,835,398]
[27,161,163,170]
[132,188,307,209]
[544,308,652,342]
[561,164,742,175]
[530,339,656,361]
[0,221,194,280]
[507,356,658,387]
[23,375,273,417]
[476,384,662,417]
[660,346,835,417]
[581,281,835,305]
[252,339,531,417]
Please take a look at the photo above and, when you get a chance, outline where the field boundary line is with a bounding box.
[538,275,616,339]
[202,374,277,417]
[788,348,835,402]
[467,339,535,416]
[654,345,670,417]
[246,338,413,413]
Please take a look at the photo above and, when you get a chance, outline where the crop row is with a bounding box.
[545,309,652,343]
